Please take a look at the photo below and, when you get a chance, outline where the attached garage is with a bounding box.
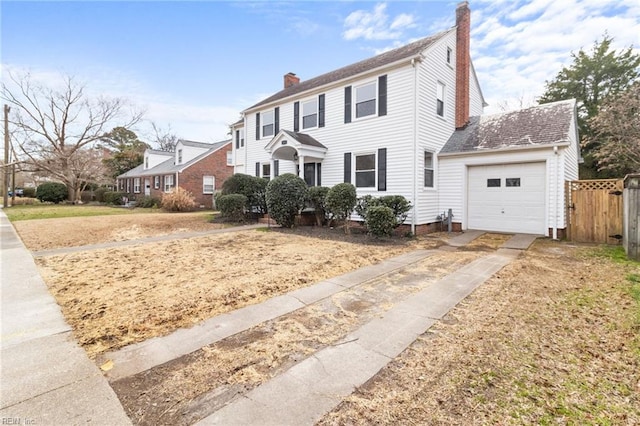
[467,162,546,234]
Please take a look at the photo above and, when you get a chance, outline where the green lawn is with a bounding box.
[3,204,161,221]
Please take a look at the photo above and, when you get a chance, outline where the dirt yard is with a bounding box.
[16,212,639,424]
[30,213,436,357]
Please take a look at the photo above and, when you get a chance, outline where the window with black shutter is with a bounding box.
[377,148,386,191]
[318,94,325,127]
[344,87,352,123]
[293,102,300,132]
[378,75,387,116]
[344,152,351,183]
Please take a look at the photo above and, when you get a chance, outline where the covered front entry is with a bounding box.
[467,162,546,234]
[144,178,151,196]
[265,130,327,185]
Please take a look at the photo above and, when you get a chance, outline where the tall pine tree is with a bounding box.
[539,34,640,178]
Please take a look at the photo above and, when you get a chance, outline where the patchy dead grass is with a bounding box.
[318,241,640,425]
[36,229,434,358]
[14,211,223,251]
[111,250,484,426]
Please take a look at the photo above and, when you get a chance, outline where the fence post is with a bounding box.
[624,174,640,261]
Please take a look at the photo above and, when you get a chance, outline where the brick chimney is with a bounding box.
[284,72,300,89]
[455,1,470,129]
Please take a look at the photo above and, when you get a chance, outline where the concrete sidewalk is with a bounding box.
[196,236,534,425]
[0,210,131,425]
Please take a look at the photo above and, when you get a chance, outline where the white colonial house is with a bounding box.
[230,1,579,237]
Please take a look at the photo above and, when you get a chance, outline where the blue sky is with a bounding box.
[1,0,639,145]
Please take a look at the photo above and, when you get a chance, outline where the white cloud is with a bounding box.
[470,0,640,113]
[343,3,417,41]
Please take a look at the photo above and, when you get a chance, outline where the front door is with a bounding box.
[144,178,150,196]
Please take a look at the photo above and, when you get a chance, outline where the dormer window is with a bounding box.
[177,149,183,164]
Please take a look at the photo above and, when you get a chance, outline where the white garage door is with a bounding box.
[468,162,546,234]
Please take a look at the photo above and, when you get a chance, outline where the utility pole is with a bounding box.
[3,104,10,208]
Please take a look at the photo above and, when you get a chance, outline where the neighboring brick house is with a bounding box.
[117,139,233,209]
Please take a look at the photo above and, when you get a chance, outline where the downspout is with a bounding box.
[553,145,559,240]
[411,57,419,235]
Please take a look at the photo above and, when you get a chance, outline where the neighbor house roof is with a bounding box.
[117,139,231,178]
[247,28,453,112]
[440,99,577,155]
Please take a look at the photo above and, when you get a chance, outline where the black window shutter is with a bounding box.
[274,107,280,134]
[293,102,300,132]
[344,86,352,123]
[255,162,260,177]
[344,152,351,183]
[274,160,279,177]
[255,113,260,140]
[317,163,322,186]
[235,130,240,149]
[378,75,387,116]
[378,148,387,191]
[318,94,325,127]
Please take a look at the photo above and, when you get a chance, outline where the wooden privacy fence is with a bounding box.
[566,179,624,244]
[623,174,639,260]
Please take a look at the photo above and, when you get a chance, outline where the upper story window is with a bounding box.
[424,151,434,188]
[446,47,452,65]
[302,99,318,129]
[235,128,245,149]
[344,75,386,123]
[436,82,445,117]
[355,81,376,118]
[262,110,275,138]
[177,149,183,164]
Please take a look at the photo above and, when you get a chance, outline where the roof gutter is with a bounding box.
[438,140,571,158]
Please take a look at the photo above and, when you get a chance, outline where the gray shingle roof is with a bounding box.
[118,139,231,178]
[281,130,327,149]
[440,99,576,154]
[247,28,453,111]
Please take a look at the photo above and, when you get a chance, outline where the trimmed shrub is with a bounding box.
[325,183,357,234]
[22,187,36,198]
[222,173,267,214]
[94,187,108,203]
[378,195,412,228]
[217,194,247,222]
[365,205,395,237]
[136,195,161,208]
[356,194,412,230]
[265,174,308,228]
[308,186,329,226]
[104,191,127,205]
[161,187,196,212]
[36,182,68,204]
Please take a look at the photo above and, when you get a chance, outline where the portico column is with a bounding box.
[298,155,305,178]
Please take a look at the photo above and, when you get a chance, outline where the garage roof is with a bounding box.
[441,99,576,154]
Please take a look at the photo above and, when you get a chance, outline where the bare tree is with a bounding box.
[150,122,179,152]
[495,94,537,112]
[1,71,143,202]
[584,81,640,176]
